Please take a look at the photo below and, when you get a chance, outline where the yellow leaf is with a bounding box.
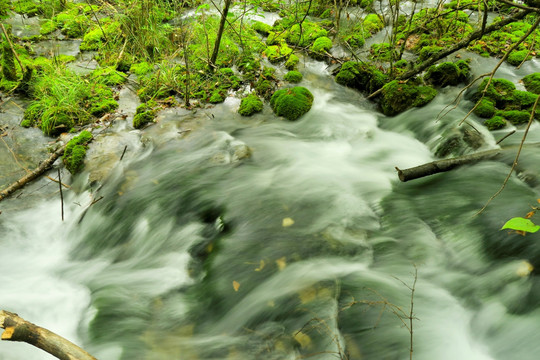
[233,281,240,292]
[276,257,287,271]
[516,261,534,277]
[206,243,214,253]
[298,287,317,304]
[254,259,265,271]
[526,211,535,219]
[293,331,312,349]
[152,179,159,185]
[282,217,295,227]
[267,300,275,307]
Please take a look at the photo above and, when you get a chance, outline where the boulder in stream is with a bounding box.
[379,80,437,116]
[270,86,313,121]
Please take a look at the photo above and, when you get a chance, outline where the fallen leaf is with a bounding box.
[293,331,312,349]
[501,217,540,233]
[276,257,287,271]
[254,259,265,271]
[525,211,535,219]
[282,217,295,227]
[233,281,240,292]
[516,261,534,277]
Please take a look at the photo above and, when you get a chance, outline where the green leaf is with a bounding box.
[501,217,540,233]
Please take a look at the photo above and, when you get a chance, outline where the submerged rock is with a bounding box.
[270,86,314,121]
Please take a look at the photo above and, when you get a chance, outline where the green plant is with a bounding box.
[238,94,263,116]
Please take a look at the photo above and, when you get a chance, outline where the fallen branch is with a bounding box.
[396,148,505,182]
[0,146,65,201]
[0,310,97,360]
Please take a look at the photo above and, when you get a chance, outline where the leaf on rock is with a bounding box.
[501,217,540,233]
[282,217,295,227]
[233,281,240,292]
[276,257,287,270]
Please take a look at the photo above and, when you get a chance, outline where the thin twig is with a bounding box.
[120,145,128,160]
[496,130,516,145]
[58,168,64,221]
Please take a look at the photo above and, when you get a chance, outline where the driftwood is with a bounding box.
[0,146,65,201]
[396,148,507,182]
[0,310,97,360]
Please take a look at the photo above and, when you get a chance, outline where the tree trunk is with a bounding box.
[0,310,97,360]
[209,0,232,69]
[0,146,65,202]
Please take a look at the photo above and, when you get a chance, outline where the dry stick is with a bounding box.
[120,145,128,160]
[496,129,516,145]
[475,94,540,216]
[437,72,490,121]
[0,310,97,360]
[58,168,64,221]
[0,146,64,202]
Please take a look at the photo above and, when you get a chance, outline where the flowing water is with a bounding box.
[2,56,540,360]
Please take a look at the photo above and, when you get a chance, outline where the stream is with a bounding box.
[2,18,540,359]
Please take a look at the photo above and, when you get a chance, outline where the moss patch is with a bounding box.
[270,86,314,121]
[238,94,263,116]
[63,130,93,174]
[335,61,388,94]
[424,60,470,87]
[380,80,437,116]
[522,73,540,94]
[284,70,303,83]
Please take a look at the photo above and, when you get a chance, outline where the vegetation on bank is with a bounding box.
[0,0,539,174]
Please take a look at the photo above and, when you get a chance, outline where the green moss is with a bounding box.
[209,90,225,103]
[62,16,91,38]
[522,73,540,94]
[13,0,39,16]
[284,71,303,83]
[363,14,384,34]
[477,78,516,107]
[130,62,153,76]
[286,21,327,47]
[501,110,531,125]
[133,104,156,129]
[2,42,18,81]
[63,130,93,174]
[270,86,314,121]
[507,49,532,66]
[285,53,299,70]
[484,116,506,130]
[335,61,388,94]
[369,43,396,62]
[509,90,538,109]
[41,105,76,136]
[80,21,121,51]
[263,43,293,63]
[380,80,437,116]
[474,98,496,118]
[255,79,274,99]
[310,36,332,59]
[53,54,76,64]
[90,66,126,86]
[238,94,263,116]
[252,21,272,36]
[424,61,470,87]
[40,19,58,35]
[418,45,442,61]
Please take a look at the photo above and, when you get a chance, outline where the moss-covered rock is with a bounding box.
[40,19,58,35]
[209,90,225,103]
[335,61,388,94]
[484,116,506,130]
[509,90,538,109]
[380,80,437,116]
[263,43,293,63]
[252,21,273,36]
[284,70,303,83]
[522,73,540,94]
[133,103,157,129]
[238,94,263,116]
[363,14,384,34]
[501,110,531,125]
[63,130,93,174]
[310,36,332,59]
[424,61,470,87]
[286,21,327,47]
[507,49,532,66]
[270,86,314,121]
[476,78,516,107]
[473,98,496,118]
[285,53,299,70]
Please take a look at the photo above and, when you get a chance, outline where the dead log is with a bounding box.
[396,148,506,182]
[0,146,65,202]
[0,310,97,360]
